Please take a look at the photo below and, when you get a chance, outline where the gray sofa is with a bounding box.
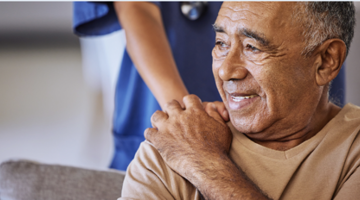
[0,160,125,200]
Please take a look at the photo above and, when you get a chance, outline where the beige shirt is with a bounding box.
[120,104,360,200]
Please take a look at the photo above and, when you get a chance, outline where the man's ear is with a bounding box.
[314,39,346,86]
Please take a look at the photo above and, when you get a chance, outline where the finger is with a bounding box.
[183,94,203,110]
[204,102,226,124]
[144,127,158,144]
[164,99,183,115]
[151,110,168,128]
[202,101,210,109]
[213,101,229,121]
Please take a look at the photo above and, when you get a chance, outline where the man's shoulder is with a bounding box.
[135,141,163,165]
[337,103,360,156]
[329,103,360,137]
[320,103,360,199]
[341,103,360,120]
[319,103,360,150]
[121,141,200,200]
[127,141,174,181]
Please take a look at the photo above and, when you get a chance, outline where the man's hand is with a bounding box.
[144,95,232,179]
[145,95,270,200]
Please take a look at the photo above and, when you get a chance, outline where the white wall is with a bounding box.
[346,2,360,106]
[0,2,113,169]
[0,2,73,35]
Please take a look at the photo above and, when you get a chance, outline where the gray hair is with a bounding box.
[294,2,355,57]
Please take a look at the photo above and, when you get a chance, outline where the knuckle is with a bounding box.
[209,102,216,109]
[154,110,163,115]
[144,128,157,140]
[185,94,199,101]
[165,99,179,109]
[184,95,203,110]
[144,128,151,139]
[151,110,166,122]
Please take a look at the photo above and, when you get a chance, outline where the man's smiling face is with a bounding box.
[212,2,323,141]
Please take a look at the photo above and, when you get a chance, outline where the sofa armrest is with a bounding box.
[0,159,125,200]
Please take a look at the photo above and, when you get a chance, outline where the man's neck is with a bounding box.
[251,102,341,151]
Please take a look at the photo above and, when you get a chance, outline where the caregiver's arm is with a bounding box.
[114,2,188,109]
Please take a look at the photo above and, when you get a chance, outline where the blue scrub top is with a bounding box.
[73,2,346,171]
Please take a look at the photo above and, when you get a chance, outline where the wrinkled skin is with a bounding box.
[214,2,315,146]
[212,2,341,150]
[146,95,233,180]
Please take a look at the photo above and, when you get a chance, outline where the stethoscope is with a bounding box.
[180,2,208,21]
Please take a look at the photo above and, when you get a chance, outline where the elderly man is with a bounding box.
[120,2,358,200]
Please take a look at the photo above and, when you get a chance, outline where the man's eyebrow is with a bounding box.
[212,25,272,48]
[240,28,269,46]
[212,24,224,33]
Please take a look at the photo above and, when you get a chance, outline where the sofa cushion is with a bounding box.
[0,159,125,200]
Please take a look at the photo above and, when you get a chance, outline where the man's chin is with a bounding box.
[227,114,264,135]
[228,115,250,133]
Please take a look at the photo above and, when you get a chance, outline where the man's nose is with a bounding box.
[218,48,248,81]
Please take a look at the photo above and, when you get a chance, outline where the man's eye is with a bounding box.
[215,41,228,48]
[245,44,260,52]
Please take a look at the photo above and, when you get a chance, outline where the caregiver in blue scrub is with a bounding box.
[74,2,224,170]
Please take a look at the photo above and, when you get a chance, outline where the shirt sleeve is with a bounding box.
[73,2,161,37]
[119,141,200,200]
[333,166,360,200]
[333,130,360,200]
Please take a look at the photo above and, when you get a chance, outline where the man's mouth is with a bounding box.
[231,94,258,102]
[227,93,260,110]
